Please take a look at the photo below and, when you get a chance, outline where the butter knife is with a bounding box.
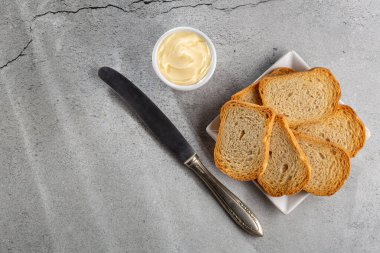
[98,67,263,236]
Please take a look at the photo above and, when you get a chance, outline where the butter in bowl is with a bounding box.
[152,27,217,91]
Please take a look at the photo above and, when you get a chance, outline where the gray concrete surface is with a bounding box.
[1,0,379,252]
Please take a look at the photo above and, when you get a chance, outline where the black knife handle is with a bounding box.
[98,67,195,162]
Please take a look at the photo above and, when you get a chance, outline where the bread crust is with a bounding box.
[293,104,366,157]
[339,105,366,156]
[231,67,295,105]
[257,115,312,197]
[295,133,351,196]
[259,67,342,126]
[214,100,275,181]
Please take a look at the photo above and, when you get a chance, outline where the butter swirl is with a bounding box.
[157,31,212,86]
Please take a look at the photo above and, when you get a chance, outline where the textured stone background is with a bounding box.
[1,0,379,252]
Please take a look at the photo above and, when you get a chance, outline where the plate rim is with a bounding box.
[205,50,371,214]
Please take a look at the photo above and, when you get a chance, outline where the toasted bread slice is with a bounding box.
[293,105,366,157]
[231,67,295,105]
[269,67,296,76]
[259,68,341,126]
[257,116,311,196]
[295,133,350,196]
[214,101,275,181]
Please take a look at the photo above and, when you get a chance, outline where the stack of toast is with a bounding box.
[214,67,366,196]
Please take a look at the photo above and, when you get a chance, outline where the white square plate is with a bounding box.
[206,51,371,214]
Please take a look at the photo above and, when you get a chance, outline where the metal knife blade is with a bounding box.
[98,67,264,236]
[98,66,195,162]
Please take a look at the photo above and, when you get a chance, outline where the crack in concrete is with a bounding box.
[0,39,33,70]
[4,4,135,72]
[214,0,281,11]
[30,0,281,20]
[32,4,130,21]
[130,0,160,5]
[31,0,186,20]
[161,2,214,14]
[161,0,281,14]
[131,0,183,4]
